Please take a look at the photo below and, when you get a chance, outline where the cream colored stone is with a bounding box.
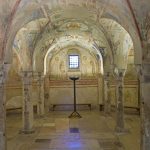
[0,1,150,150]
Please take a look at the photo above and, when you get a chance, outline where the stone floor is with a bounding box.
[6,109,140,150]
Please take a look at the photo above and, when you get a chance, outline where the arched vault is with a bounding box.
[4,0,142,68]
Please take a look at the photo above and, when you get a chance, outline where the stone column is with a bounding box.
[114,69,126,133]
[97,73,103,110]
[0,64,8,150]
[136,64,150,150]
[136,64,144,150]
[37,72,45,116]
[22,71,34,134]
[104,72,111,114]
[44,75,50,113]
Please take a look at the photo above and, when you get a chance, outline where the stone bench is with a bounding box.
[51,104,92,111]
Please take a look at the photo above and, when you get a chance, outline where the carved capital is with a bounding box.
[0,63,11,85]
[33,72,44,84]
[113,68,126,81]
[135,64,142,77]
[21,71,33,78]
[21,71,33,85]
[0,66,5,85]
[141,64,150,83]
[104,72,110,81]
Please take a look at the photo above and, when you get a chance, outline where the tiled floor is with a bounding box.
[6,109,140,150]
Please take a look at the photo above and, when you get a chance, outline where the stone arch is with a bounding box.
[99,18,140,68]
[44,45,103,77]
[43,39,104,75]
[3,0,142,68]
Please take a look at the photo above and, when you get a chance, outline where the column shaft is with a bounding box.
[115,78,125,132]
[97,74,103,110]
[44,76,49,112]
[136,64,150,150]
[22,71,34,133]
[104,79,111,114]
[140,65,150,150]
[37,74,45,116]
[0,68,6,150]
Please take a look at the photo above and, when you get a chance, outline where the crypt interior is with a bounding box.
[0,0,150,150]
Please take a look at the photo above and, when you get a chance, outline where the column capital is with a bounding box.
[33,72,44,76]
[104,72,110,81]
[135,64,150,82]
[33,72,44,83]
[21,71,33,86]
[0,66,5,85]
[21,71,33,78]
[135,64,142,72]
[142,64,150,74]
[135,64,142,78]
[38,72,44,79]
[0,63,11,84]
[113,68,126,81]
[141,40,150,61]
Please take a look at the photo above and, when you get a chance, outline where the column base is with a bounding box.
[115,127,130,134]
[19,128,35,134]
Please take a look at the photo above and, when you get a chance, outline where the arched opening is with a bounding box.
[2,1,150,150]
[5,16,141,150]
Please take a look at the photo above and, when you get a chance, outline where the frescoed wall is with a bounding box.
[47,47,101,107]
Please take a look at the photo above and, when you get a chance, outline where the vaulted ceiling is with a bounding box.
[0,0,150,73]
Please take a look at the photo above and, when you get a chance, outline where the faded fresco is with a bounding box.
[49,47,99,79]
[2,0,149,111]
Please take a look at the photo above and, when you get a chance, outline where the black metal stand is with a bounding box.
[68,77,82,118]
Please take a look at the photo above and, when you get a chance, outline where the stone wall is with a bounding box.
[109,50,139,108]
[48,47,100,79]
[5,48,139,110]
[48,79,99,107]
[46,47,102,108]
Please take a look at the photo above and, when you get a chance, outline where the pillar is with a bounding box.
[136,64,150,150]
[0,64,7,150]
[104,72,111,114]
[97,73,103,110]
[37,72,45,116]
[22,71,34,134]
[114,69,126,132]
[44,75,50,112]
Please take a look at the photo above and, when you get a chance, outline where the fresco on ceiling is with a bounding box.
[60,0,96,8]
[58,22,89,32]
[143,12,150,40]
[33,18,110,70]
[143,12,150,58]
[13,39,21,53]
[12,19,49,70]
[100,18,133,69]
[12,9,134,72]
[13,29,33,70]
[24,18,49,51]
